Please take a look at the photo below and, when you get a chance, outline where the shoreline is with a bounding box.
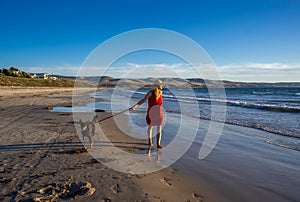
[0,87,223,201]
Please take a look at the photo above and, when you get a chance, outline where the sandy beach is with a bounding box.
[0,87,222,202]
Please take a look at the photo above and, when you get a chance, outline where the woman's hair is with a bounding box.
[153,85,162,99]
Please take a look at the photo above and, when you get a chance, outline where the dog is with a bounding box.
[78,115,98,149]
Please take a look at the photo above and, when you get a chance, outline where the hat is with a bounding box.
[154,79,163,86]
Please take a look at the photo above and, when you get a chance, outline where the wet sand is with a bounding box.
[0,87,221,202]
[175,122,300,202]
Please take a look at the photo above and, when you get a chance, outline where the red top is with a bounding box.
[146,90,163,126]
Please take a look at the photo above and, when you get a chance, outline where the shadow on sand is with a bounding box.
[0,141,150,153]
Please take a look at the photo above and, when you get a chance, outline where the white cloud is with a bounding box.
[122,63,198,78]
[123,63,220,79]
[217,62,300,82]
[219,62,300,70]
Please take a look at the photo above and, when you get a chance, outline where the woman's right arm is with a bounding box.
[130,91,152,110]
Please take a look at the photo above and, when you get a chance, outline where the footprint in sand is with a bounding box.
[34,181,95,201]
[193,192,204,202]
[159,177,172,187]
[111,183,122,193]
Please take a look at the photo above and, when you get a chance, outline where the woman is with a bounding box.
[131,79,164,148]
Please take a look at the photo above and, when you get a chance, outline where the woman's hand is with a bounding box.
[130,104,138,110]
[130,91,151,110]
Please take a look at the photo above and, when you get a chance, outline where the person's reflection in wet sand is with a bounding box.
[147,146,163,162]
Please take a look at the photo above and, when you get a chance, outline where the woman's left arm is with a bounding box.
[130,91,152,110]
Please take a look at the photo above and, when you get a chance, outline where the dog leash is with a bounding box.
[97,108,130,123]
[88,108,131,126]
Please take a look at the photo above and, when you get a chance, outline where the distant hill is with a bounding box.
[85,76,300,88]
[1,67,299,88]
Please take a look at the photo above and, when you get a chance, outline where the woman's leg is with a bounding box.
[147,126,154,146]
[156,125,162,148]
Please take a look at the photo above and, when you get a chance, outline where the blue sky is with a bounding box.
[0,0,299,82]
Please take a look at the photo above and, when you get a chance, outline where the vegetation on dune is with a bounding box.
[0,73,75,87]
[0,67,94,87]
[1,68,32,78]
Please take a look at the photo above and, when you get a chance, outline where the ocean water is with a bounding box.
[92,87,300,151]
